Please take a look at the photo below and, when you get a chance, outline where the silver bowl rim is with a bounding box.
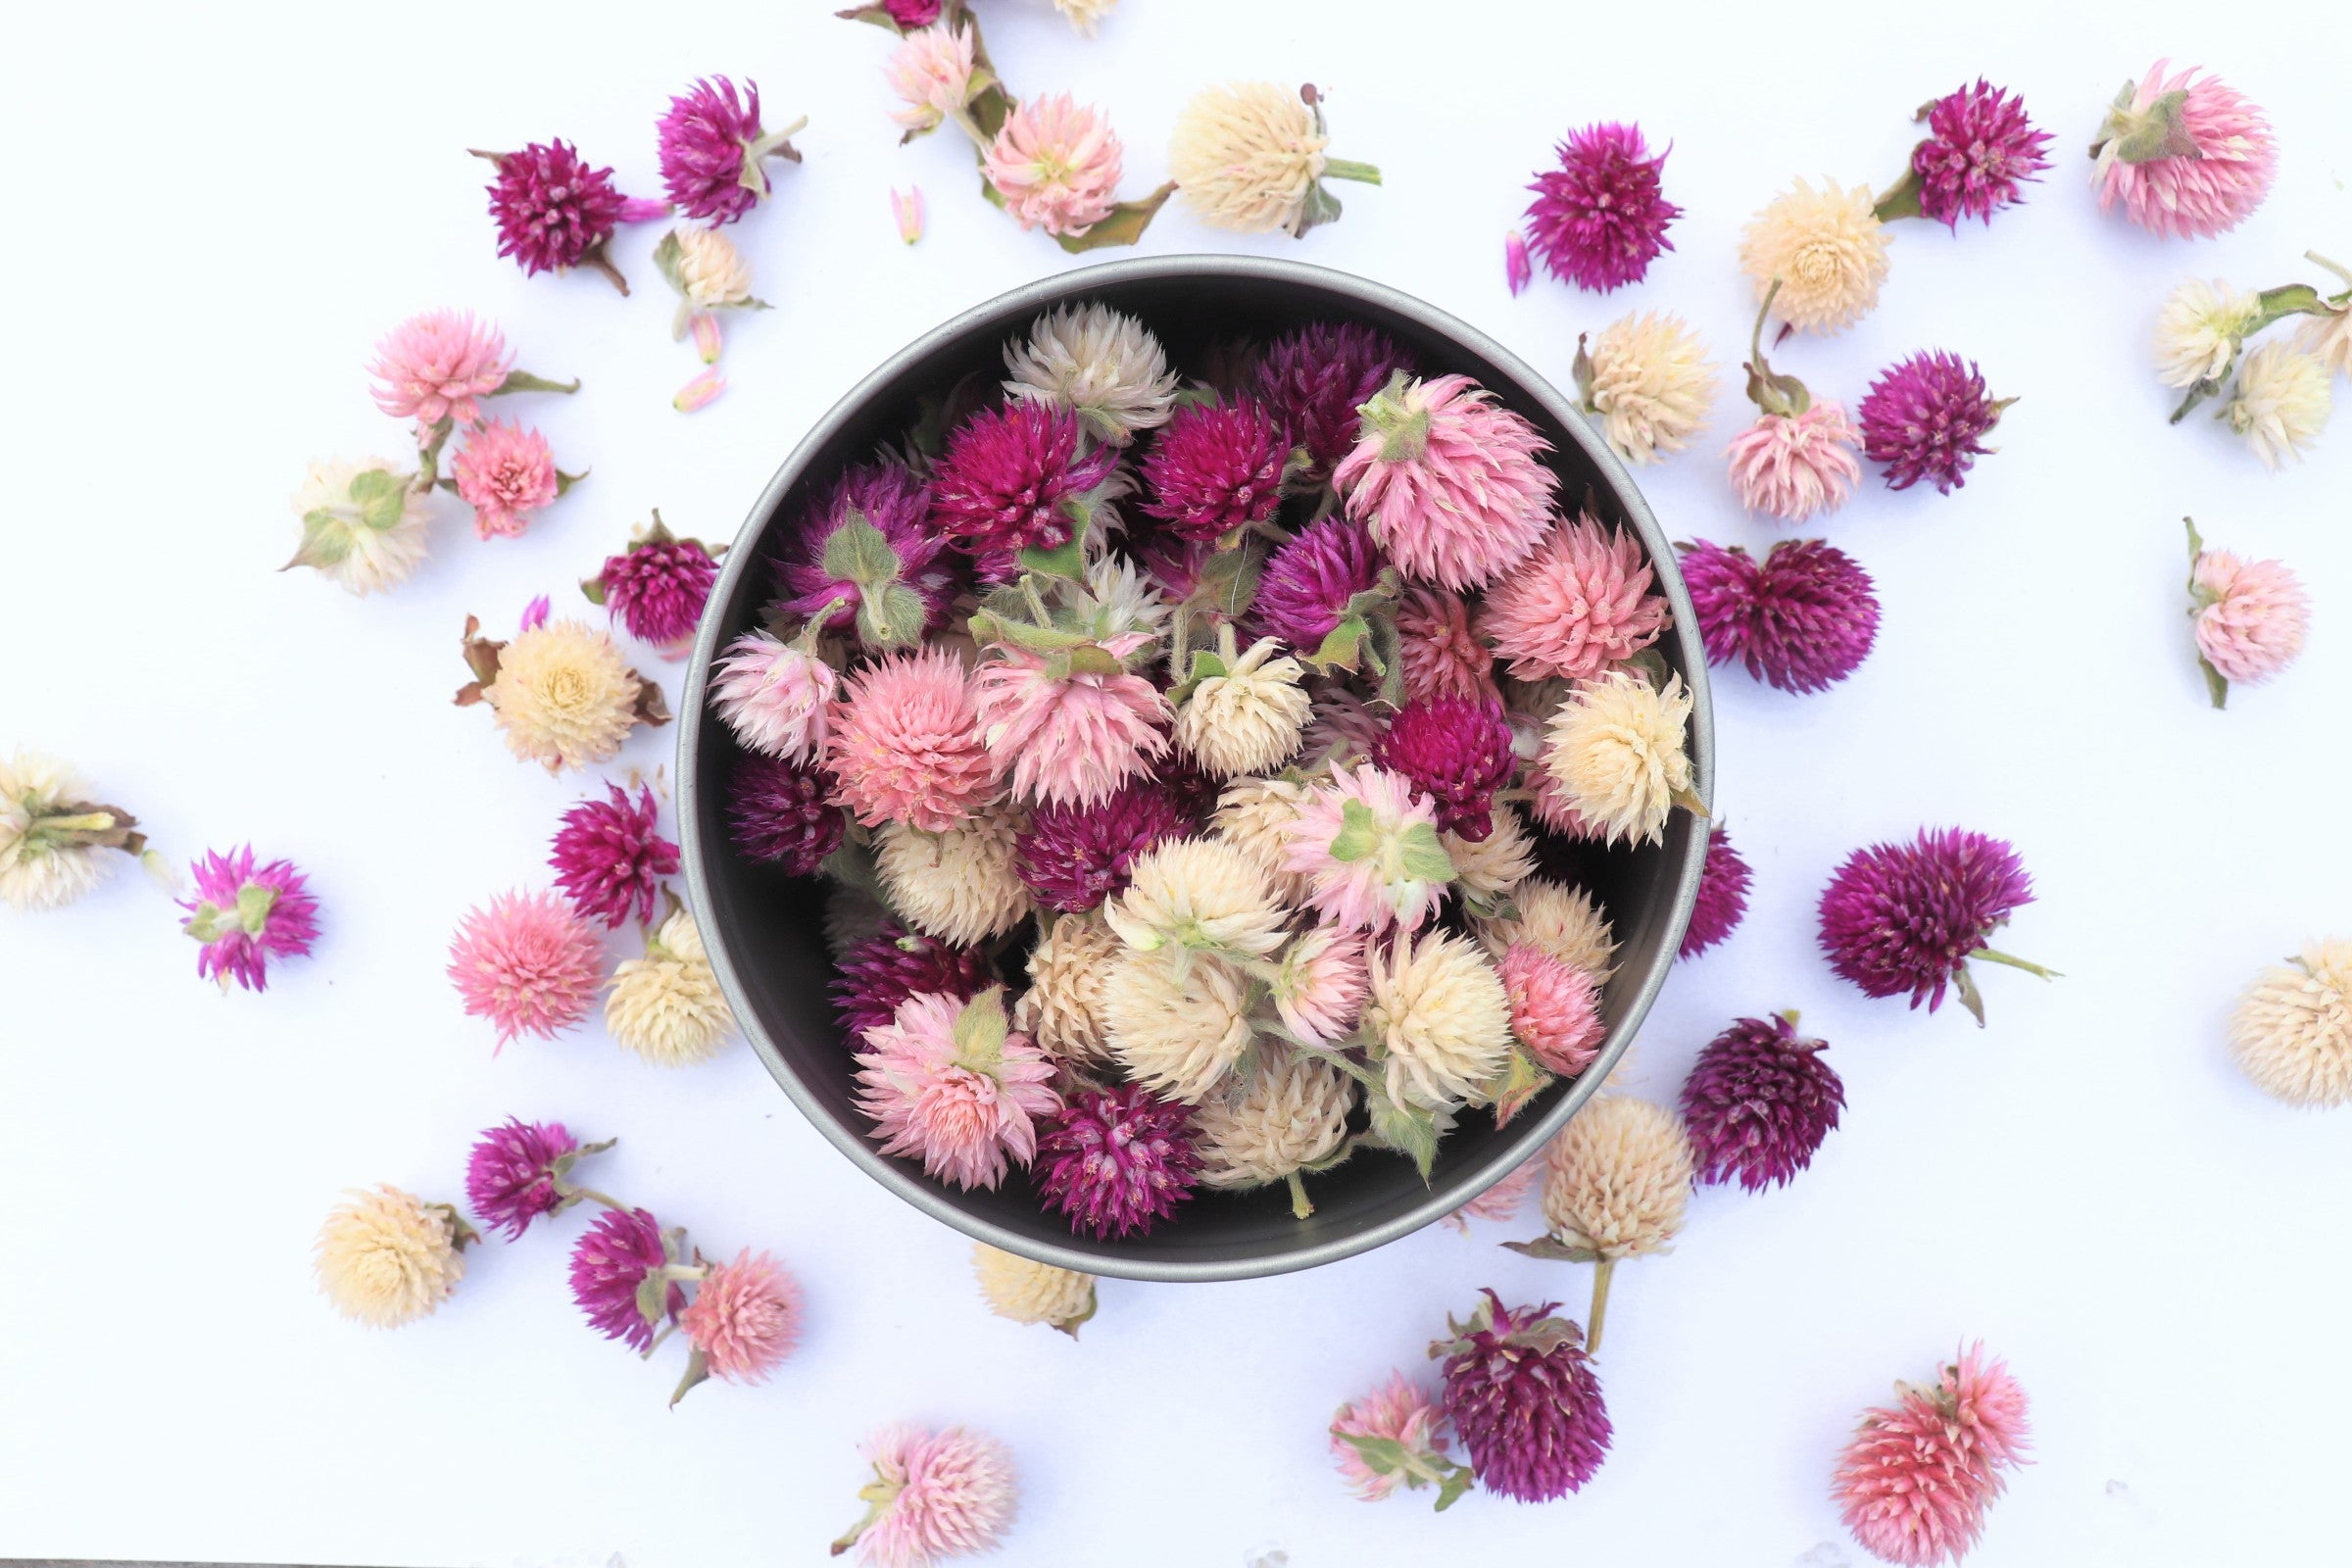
[677,252,1714,1283]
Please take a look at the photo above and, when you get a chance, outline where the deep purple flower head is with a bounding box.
[1013,783,1192,912]
[1433,1290,1611,1502]
[1911,79,2051,227]
[1250,321,1413,481]
[831,920,995,1043]
[727,754,846,876]
[1857,352,2007,495]
[593,532,718,654]
[482,140,627,278]
[1818,828,2036,1016]
[552,784,679,929]
[466,1117,580,1240]
[930,402,1120,581]
[1138,398,1292,543]
[178,846,320,993]
[773,464,955,646]
[568,1206,681,1351]
[1679,824,1752,959]
[1524,122,1682,293]
[658,76,783,224]
[1034,1082,1201,1239]
[1253,514,1387,652]
[1680,1013,1844,1191]
[1373,696,1514,839]
[883,0,942,22]
[1679,538,1880,695]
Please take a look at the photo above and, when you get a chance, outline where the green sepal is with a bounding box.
[1870,165,1925,224]
[1326,798,1383,863]
[2097,85,2201,165]
[1473,1043,1552,1127]
[652,228,688,297]
[634,1272,672,1331]
[951,985,1010,1072]
[347,466,411,531]
[1433,1463,1475,1512]
[860,583,930,650]
[822,514,902,587]
[1395,821,1456,885]
[1054,182,1176,254]
[1066,643,1123,677]
[1053,1284,1099,1340]
[1502,1235,1602,1264]
[285,511,355,570]
[2199,657,2230,710]
[668,1347,711,1407]
[1015,510,1091,579]
[835,3,911,33]
[1164,647,1231,707]
[555,468,587,498]
[1362,1085,1440,1181]
[580,575,609,607]
[1293,177,1345,239]
[492,368,581,398]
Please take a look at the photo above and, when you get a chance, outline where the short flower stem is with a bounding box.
[564,1185,634,1212]
[1587,1257,1616,1354]
[1971,946,2061,981]
[1287,1170,1314,1220]
[2308,251,2352,290]
[1321,158,1382,186]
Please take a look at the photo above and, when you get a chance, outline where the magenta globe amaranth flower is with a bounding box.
[1251,320,1413,481]
[1034,1081,1202,1239]
[727,755,846,876]
[1013,783,1192,912]
[477,139,631,292]
[930,401,1119,579]
[1858,351,2010,494]
[1138,397,1292,542]
[552,783,678,929]
[1678,537,1880,694]
[1818,827,2055,1025]
[831,921,995,1043]
[1523,122,1681,292]
[1253,514,1388,655]
[1680,825,1752,959]
[465,1116,596,1240]
[568,1206,681,1351]
[1680,1012,1845,1191]
[586,515,719,658]
[178,846,320,994]
[1433,1290,1611,1502]
[774,463,955,649]
[1372,696,1514,839]
[1888,79,2052,227]
[657,76,805,224]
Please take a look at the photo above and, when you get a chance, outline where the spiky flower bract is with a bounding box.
[314,1185,467,1329]
[1014,910,1120,1063]
[1473,876,1619,980]
[680,1249,803,1385]
[1481,514,1667,682]
[1002,303,1178,444]
[874,809,1032,947]
[1524,122,1680,292]
[568,1205,679,1350]
[984,93,1124,238]
[1542,670,1696,848]
[1680,825,1753,958]
[833,921,993,1044]
[1103,836,1289,963]
[1337,372,1557,591]
[1818,828,2043,1020]
[854,988,1060,1191]
[826,650,999,831]
[1169,80,1346,235]
[1445,807,1537,906]
[2154,278,2261,389]
[930,400,1118,578]
[0,751,144,913]
[971,1243,1097,1333]
[2229,939,2352,1106]
[1396,585,1498,706]
[482,141,627,281]
[465,1116,581,1240]
[1499,943,1604,1076]
[1681,1013,1845,1190]
[1578,310,1719,465]
[1285,762,1455,934]
[1210,775,1313,904]
[1433,1291,1611,1502]
[2091,62,2276,240]
[1253,515,1387,653]
[478,618,653,773]
[1194,1050,1353,1194]
[452,419,558,540]
[1372,696,1513,839]
[1329,1371,1464,1505]
[1857,351,2007,495]
[972,639,1171,809]
[1740,178,1889,333]
[1679,537,1880,694]
[885,21,979,136]
[833,1423,1019,1568]
[2190,532,2308,694]
[728,754,846,876]
[1013,782,1191,912]
[776,463,955,647]
[1364,929,1513,1113]
[1140,398,1292,542]
[368,310,511,433]
[178,846,319,993]
[1727,402,1862,522]
[1909,79,2051,227]
[710,631,836,764]
[659,76,797,224]
[2224,341,2331,469]
[606,907,734,1068]
[1542,1095,1692,1258]
[1252,320,1413,481]
[553,783,677,928]
[1034,1080,1202,1237]
[447,888,602,1047]
[1175,636,1310,778]
[594,527,718,655]
[1102,946,1255,1102]
[1833,1344,2033,1567]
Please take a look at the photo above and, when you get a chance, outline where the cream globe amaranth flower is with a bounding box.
[1002,303,1179,445]
[2,749,138,912]
[1739,178,1890,334]
[656,226,765,342]
[1102,945,1255,1103]
[1102,837,1290,968]
[1064,550,1170,644]
[1053,0,1119,34]
[1210,775,1313,905]
[1194,1050,1354,1211]
[313,1184,469,1329]
[2224,340,2332,468]
[1013,908,1120,1063]
[2299,306,2352,379]
[476,618,654,773]
[2230,939,2352,1106]
[1577,312,1719,466]
[1473,875,1619,981]
[605,907,735,1068]
[1363,928,1514,1114]
[2154,277,2261,389]
[875,808,1033,947]
[1166,80,1379,237]
[1543,670,1700,848]
[1174,633,1311,778]
[285,458,432,596]
[1444,807,1538,906]
[971,1242,1097,1332]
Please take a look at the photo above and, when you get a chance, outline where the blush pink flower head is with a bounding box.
[1499,942,1605,1075]
[1833,1343,2032,1566]
[824,649,1001,831]
[971,636,1171,808]
[448,888,603,1048]
[833,1423,1019,1568]
[452,420,559,540]
[2188,524,2308,701]
[1480,513,1667,683]
[710,631,837,765]
[1283,762,1454,935]
[1394,584,1499,706]
[984,93,1123,238]
[1329,1371,1461,1503]
[679,1249,803,1388]
[885,22,978,134]
[368,310,511,434]
[1726,402,1862,523]
[853,989,1061,1191]
[1337,372,1558,591]
[1272,925,1370,1047]
[2091,62,2277,240]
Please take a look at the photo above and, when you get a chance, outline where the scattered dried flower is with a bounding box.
[1524,122,1680,292]
[1169,80,1379,237]
[985,93,1124,238]
[478,140,631,291]
[2229,939,2352,1107]
[1432,1291,1610,1501]
[465,1116,593,1240]
[892,185,926,243]
[885,22,979,135]
[1857,351,2009,494]
[284,458,432,596]
[1679,537,1880,694]
[970,1243,1097,1334]
[1329,1370,1470,1508]
[1818,827,2052,1025]
[178,846,319,992]
[1833,1344,2032,1566]
[462,616,664,774]
[680,1249,803,1385]
[659,76,804,224]
[606,906,733,1068]
[314,1184,471,1329]
[568,1205,680,1351]
[2223,340,2331,468]
[1576,311,1719,465]
[2185,517,2308,707]
[447,888,602,1047]
[1891,79,2051,227]
[0,750,153,913]
[832,1423,1019,1568]
[1740,179,1890,334]
[585,514,719,658]
[1681,1012,1844,1190]
[2091,62,2276,240]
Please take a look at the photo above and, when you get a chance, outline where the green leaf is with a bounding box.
[555,467,587,498]
[2199,656,2230,710]
[1501,1236,1601,1264]
[834,3,910,33]
[1396,822,1455,885]
[579,575,609,607]
[862,583,930,650]
[1305,614,1368,676]
[1338,1434,1413,1476]
[493,368,581,398]
[667,1347,711,1407]
[634,1273,671,1329]
[951,986,1009,1071]
[1054,181,1176,254]
[287,511,354,568]
[1066,644,1122,676]
[1291,177,1346,239]
[1363,1085,1439,1180]
[821,514,902,589]
[1016,530,1088,580]
[347,467,409,532]
[1433,1463,1476,1512]
[1326,798,1383,863]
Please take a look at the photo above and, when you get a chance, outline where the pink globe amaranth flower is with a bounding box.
[594,531,718,656]
[1523,122,1681,292]
[824,650,1000,831]
[519,595,552,633]
[1681,1012,1844,1191]
[1033,1080,1201,1239]
[1444,1157,1540,1232]
[568,1206,680,1351]
[1139,397,1292,543]
[1858,352,2007,495]
[465,1116,580,1240]
[930,401,1119,581]
[1818,828,2045,1022]
[447,888,603,1048]
[1275,926,1370,1046]
[971,639,1171,809]
[728,754,847,876]
[831,921,994,1043]
[1499,943,1604,1075]
[1504,229,1533,295]
[1834,1343,2032,1567]
[775,464,955,645]
[178,846,320,994]
[1680,824,1753,958]
[1373,696,1514,839]
[2092,62,2277,240]
[1481,513,1667,683]
[983,93,1124,238]
[1013,782,1191,911]
[680,1249,803,1385]
[2191,542,2308,690]
[1285,762,1453,934]
[659,76,796,224]
[1679,537,1880,695]
[1910,79,2051,227]
[836,1423,1018,1568]
[854,990,1061,1191]
[452,420,558,540]
[1433,1290,1611,1502]
[1253,515,1387,653]
[1395,585,1498,706]
[368,310,512,434]
[1725,402,1863,523]
[710,631,836,765]
[1330,1371,1457,1502]
[480,140,629,286]
[1337,373,1558,591]
[553,783,679,928]
[1252,320,1415,481]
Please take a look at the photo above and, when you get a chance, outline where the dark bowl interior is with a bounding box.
[679,255,1714,1282]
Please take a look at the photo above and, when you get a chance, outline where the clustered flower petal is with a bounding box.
[568,1205,679,1350]
[1726,402,1863,522]
[1363,929,1513,1113]
[1740,179,1890,334]
[875,809,1033,947]
[1680,825,1753,958]
[930,401,1119,577]
[1253,516,1387,653]
[2228,939,2352,1107]
[1499,942,1605,1076]
[1395,585,1498,706]
[2092,62,2277,240]
[1033,1079,1203,1238]
[465,1116,580,1240]
[777,464,955,644]
[710,631,836,763]
[984,93,1124,238]
[482,141,628,280]
[1833,1344,2033,1567]
[1168,80,1332,235]
[1481,514,1668,682]
[680,1249,803,1384]
[833,921,994,1044]
[1679,537,1881,694]
[553,783,678,928]
[973,641,1171,809]
[448,888,603,1047]
[1338,373,1557,590]
[855,990,1060,1190]
[1140,398,1292,541]
[1541,671,1697,848]
[1012,783,1191,913]
[1910,79,2051,227]
[729,755,847,876]
[826,650,1000,831]
[1252,321,1413,481]
[605,907,735,1068]
[1284,762,1455,934]
[1817,828,2037,1016]
[1680,1013,1845,1191]
[1524,122,1681,292]
[1579,311,1719,465]
[1434,1291,1611,1502]
[178,845,319,993]
[368,310,512,433]
[835,1423,1019,1568]
[1857,351,2007,494]
[1101,948,1256,1102]
[1175,636,1310,778]
[1372,696,1514,839]
[315,1185,467,1329]
[1003,303,1178,444]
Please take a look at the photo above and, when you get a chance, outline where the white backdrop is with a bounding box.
[4,2,2349,1564]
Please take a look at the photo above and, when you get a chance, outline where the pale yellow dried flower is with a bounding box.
[1211,775,1313,905]
[1581,311,1719,466]
[1102,946,1254,1103]
[314,1184,466,1329]
[971,1242,1098,1332]
[1170,81,1327,234]
[2297,306,2352,379]
[2225,340,2332,468]
[1445,807,1538,904]
[1363,929,1513,1113]
[1013,909,1120,1063]
[1543,670,1695,848]
[1102,836,1289,965]
[673,225,756,312]
[1053,0,1117,35]
[2153,277,2260,389]
[1739,178,1890,334]
[1473,875,1618,981]
[875,808,1033,947]
[483,619,647,773]
[2230,938,2352,1106]
[1176,635,1311,777]
[1542,1096,1691,1259]
[1195,1050,1353,1190]
[606,907,734,1068]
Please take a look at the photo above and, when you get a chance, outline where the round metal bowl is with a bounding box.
[679,254,1713,1283]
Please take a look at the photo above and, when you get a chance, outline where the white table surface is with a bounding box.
[5,2,2349,1563]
